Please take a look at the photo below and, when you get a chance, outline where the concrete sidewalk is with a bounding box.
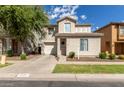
[1,55,124,82]
[1,73,124,82]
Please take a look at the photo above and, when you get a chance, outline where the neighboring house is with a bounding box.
[0,16,103,57]
[43,16,103,57]
[0,25,42,55]
[0,26,11,55]
[96,22,124,55]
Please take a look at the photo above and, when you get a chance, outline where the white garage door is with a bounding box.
[44,43,56,55]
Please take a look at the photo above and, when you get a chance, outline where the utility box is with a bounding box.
[1,55,6,65]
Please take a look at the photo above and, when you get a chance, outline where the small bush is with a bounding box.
[109,53,116,60]
[68,51,75,58]
[20,53,27,60]
[105,51,110,58]
[118,55,124,60]
[7,49,13,57]
[99,52,107,59]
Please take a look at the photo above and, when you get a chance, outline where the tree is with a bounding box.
[0,5,49,54]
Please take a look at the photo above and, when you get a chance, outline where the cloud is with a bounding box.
[48,5,79,20]
[49,13,58,19]
[80,15,87,20]
[59,12,70,18]
[96,26,99,29]
[70,15,78,20]
[71,5,79,15]
[54,7,61,13]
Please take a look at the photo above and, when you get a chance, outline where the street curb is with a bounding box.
[0,73,124,82]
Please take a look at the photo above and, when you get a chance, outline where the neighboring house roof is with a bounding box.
[57,16,77,23]
[0,29,9,38]
[0,33,9,38]
[0,24,10,38]
[95,22,124,32]
[46,24,57,27]
[55,33,103,37]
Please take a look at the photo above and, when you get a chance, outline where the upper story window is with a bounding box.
[75,27,91,33]
[119,26,124,35]
[64,23,71,32]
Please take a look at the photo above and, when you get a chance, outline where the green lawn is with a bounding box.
[0,63,13,68]
[53,64,124,74]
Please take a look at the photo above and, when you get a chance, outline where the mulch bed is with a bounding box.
[67,57,124,62]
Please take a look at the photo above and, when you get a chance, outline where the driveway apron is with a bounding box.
[0,55,57,74]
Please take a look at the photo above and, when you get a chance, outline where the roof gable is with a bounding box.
[57,16,76,23]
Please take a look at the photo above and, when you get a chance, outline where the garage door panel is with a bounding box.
[44,43,56,55]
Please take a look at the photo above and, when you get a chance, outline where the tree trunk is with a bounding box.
[20,42,25,54]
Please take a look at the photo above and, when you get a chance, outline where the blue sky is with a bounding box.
[44,5,124,31]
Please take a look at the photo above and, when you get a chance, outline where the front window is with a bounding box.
[119,26,124,35]
[64,23,71,32]
[80,39,88,51]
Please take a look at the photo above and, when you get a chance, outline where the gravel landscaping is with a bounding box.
[67,57,124,62]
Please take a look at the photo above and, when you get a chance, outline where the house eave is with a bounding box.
[55,33,104,37]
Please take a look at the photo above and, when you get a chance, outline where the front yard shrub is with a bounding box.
[118,55,124,60]
[109,53,116,60]
[105,51,110,58]
[20,53,27,60]
[7,49,13,57]
[68,51,75,58]
[99,52,107,59]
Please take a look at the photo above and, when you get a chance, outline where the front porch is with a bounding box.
[57,38,67,57]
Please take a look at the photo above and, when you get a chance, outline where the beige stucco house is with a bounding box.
[43,17,103,57]
[0,16,103,57]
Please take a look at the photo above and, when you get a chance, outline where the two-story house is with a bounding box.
[43,16,103,57]
[0,16,103,57]
[96,22,124,55]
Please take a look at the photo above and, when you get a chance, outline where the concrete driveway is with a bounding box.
[0,55,57,74]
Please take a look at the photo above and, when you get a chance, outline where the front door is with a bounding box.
[60,38,66,55]
[115,43,124,54]
[12,39,18,55]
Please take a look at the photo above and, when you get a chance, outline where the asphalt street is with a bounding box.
[0,80,124,87]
